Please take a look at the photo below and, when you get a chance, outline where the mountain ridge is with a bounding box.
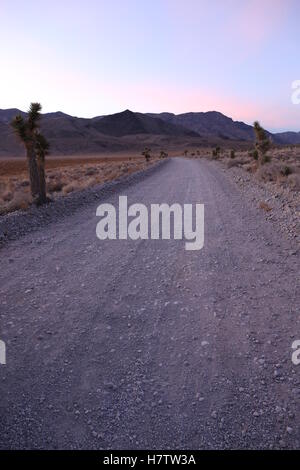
[0,108,299,156]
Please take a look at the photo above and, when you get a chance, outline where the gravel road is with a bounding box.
[0,157,299,449]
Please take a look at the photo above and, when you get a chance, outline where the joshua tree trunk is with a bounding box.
[36,156,47,204]
[26,143,40,199]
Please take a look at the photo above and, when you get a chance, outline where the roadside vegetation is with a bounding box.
[0,156,160,216]
[185,122,300,194]
[11,103,49,205]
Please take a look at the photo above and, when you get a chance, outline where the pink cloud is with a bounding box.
[96,79,300,131]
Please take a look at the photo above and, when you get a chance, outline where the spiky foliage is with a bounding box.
[11,115,28,142]
[28,102,42,131]
[254,121,271,165]
[142,147,151,162]
[159,150,168,159]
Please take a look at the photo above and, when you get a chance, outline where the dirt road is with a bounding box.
[0,158,299,449]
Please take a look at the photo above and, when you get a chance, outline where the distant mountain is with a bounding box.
[149,111,300,144]
[0,107,299,156]
[148,111,255,141]
[0,108,199,156]
[0,109,129,156]
[272,131,300,145]
[89,109,199,137]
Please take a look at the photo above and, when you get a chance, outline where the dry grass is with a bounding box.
[0,154,159,215]
[259,201,272,212]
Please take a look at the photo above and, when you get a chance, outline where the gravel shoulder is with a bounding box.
[220,161,300,248]
[0,157,299,450]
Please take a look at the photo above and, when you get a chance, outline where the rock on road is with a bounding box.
[0,157,299,449]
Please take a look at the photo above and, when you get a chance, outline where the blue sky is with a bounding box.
[0,0,299,131]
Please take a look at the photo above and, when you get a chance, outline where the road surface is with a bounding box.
[0,158,299,449]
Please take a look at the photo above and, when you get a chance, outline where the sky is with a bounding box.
[0,0,299,132]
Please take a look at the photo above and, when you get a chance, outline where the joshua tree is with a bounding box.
[230,149,235,159]
[142,147,151,162]
[212,146,221,158]
[159,150,168,159]
[253,121,271,165]
[11,103,49,204]
[183,149,188,157]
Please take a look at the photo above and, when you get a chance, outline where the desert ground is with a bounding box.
[0,153,161,215]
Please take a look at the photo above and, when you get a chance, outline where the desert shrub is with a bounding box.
[63,183,82,194]
[280,165,292,177]
[85,167,97,176]
[262,154,271,164]
[256,164,278,182]
[230,150,235,159]
[256,163,292,182]
[142,147,151,162]
[2,191,13,202]
[259,201,272,212]
[2,191,31,214]
[47,179,64,193]
[287,174,300,191]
